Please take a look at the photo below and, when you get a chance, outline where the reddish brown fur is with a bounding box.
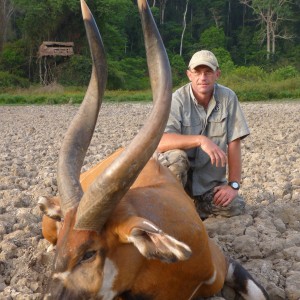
[42,149,227,298]
[41,0,268,297]
[107,159,227,298]
[41,215,59,246]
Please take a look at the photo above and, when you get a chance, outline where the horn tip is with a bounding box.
[137,0,147,10]
[81,0,92,20]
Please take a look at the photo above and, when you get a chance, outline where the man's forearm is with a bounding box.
[157,133,203,152]
[227,139,242,182]
[158,133,227,167]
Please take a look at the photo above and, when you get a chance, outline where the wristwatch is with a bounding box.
[228,181,240,190]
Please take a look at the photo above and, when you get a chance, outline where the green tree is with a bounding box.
[0,0,14,52]
[0,0,298,88]
[169,54,187,86]
[240,0,294,60]
[232,26,256,65]
[212,47,235,75]
[93,0,135,59]
[106,57,148,90]
[0,40,27,76]
[200,26,226,49]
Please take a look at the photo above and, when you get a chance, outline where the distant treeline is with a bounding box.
[0,0,299,91]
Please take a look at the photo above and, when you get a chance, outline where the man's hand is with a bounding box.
[200,136,227,167]
[213,185,238,206]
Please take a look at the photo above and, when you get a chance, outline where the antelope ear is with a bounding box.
[118,217,192,263]
[38,196,62,221]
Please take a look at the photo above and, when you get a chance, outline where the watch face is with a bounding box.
[229,182,239,190]
[232,182,239,189]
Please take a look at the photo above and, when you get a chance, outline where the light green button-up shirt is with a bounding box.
[165,83,250,196]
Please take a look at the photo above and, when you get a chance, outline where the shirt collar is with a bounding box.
[189,83,217,111]
[189,84,197,104]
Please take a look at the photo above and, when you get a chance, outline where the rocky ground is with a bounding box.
[0,101,299,300]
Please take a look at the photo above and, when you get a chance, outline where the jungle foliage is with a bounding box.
[0,0,299,92]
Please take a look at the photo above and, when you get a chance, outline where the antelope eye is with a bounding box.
[81,250,96,263]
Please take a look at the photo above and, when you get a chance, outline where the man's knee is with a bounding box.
[158,149,189,186]
[194,192,245,219]
[212,195,245,217]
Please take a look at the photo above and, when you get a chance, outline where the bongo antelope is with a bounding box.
[40,1,269,299]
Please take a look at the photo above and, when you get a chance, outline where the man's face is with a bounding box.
[186,65,220,97]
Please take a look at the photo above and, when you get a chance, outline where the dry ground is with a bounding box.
[0,101,300,299]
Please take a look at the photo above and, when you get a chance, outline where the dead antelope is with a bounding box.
[39,0,269,299]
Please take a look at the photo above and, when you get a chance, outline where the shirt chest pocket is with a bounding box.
[182,115,203,135]
[206,112,227,137]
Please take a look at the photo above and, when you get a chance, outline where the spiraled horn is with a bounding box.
[57,0,107,216]
[74,0,172,231]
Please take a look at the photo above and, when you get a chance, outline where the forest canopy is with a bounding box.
[0,0,299,90]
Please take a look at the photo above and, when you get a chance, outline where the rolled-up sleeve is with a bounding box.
[165,92,183,134]
[227,94,250,143]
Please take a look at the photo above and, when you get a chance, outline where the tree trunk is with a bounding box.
[0,1,5,52]
[271,29,276,55]
[210,8,221,28]
[227,0,231,36]
[190,7,193,39]
[266,13,271,60]
[160,0,168,25]
[0,0,14,52]
[180,0,189,56]
[240,0,292,61]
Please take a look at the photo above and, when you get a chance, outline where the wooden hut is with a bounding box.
[37,41,74,85]
[38,42,74,58]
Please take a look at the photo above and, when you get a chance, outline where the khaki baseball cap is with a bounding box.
[188,50,219,71]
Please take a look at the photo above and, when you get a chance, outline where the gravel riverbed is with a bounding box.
[0,101,300,299]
